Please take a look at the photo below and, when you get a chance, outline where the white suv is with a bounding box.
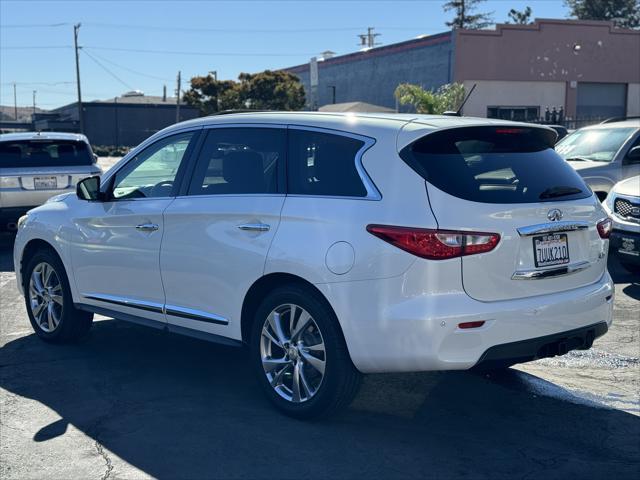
[13,113,614,418]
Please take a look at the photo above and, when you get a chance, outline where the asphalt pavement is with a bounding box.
[0,232,638,480]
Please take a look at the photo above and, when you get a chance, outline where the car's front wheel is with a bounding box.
[250,285,361,419]
[23,249,93,343]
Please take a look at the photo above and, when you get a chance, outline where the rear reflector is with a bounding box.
[597,218,612,239]
[366,225,500,260]
[458,321,486,329]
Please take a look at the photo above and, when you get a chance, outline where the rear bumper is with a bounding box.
[317,261,614,373]
[473,321,608,371]
[610,229,640,265]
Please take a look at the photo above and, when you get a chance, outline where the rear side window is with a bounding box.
[400,126,591,204]
[0,140,94,168]
[188,128,285,195]
[288,129,367,197]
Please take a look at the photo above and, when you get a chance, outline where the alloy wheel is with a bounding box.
[260,303,326,403]
[28,262,63,333]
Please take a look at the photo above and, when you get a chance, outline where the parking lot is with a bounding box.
[0,223,638,479]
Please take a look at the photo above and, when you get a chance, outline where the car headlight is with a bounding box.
[17,214,29,229]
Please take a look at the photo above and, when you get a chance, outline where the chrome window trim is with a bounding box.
[287,124,381,201]
[517,221,591,237]
[512,260,591,280]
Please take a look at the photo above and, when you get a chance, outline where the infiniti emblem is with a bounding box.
[547,209,563,222]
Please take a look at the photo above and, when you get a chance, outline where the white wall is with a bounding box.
[462,80,566,118]
[627,83,640,116]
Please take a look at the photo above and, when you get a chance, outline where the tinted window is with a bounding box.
[288,129,367,197]
[401,126,591,204]
[0,140,94,168]
[112,132,194,200]
[188,128,285,195]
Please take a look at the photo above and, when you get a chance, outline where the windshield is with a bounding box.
[0,139,94,168]
[555,127,636,163]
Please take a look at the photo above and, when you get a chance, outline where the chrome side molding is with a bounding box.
[164,304,228,325]
[82,293,165,313]
[517,221,590,237]
[512,261,591,280]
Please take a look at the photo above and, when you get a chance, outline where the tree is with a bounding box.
[507,6,533,24]
[183,70,306,115]
[443,0,494,29]
[236,70,306,111]
[395,82,466,114]
[565,0,640,29]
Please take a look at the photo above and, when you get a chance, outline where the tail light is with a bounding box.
[597,218,612,239]
[366,225,500,260]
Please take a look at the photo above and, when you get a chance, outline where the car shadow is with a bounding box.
[1,319,638,479]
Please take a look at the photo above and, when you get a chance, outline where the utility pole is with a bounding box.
[13,83,18,120]
[73,23,84,134]
[358,27,381,48]
[32,90,36,116]
[175,71,181,123]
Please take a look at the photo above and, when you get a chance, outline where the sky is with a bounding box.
[1,0,570,109]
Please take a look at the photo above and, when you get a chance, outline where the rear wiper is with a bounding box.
[539,186,583,199]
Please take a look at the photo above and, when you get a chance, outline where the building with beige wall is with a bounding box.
[285,19,640,123]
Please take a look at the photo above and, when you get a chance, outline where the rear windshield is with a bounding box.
[400,126,591,204]
[0,139,94,168]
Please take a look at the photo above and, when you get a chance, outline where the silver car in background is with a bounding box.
[555,119,640,201]
[0,132,101,230]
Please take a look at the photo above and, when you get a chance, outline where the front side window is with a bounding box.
[555,127,637,163]
[111,132,194,200]
[287,129,367,197]
[188,128,285,195]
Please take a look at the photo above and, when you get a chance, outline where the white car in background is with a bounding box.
[604,175,640,273]
[13,113,614,418]
[555,119,640,201]
[0,132,101,230]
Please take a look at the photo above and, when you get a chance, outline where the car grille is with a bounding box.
[614,197,640,221]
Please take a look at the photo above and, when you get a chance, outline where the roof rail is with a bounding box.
[600,116,640,124]
[208,109,269,116]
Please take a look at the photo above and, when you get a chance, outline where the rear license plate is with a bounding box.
[533,233,570,268]
[34,176,57,190]
[619,237,639,256]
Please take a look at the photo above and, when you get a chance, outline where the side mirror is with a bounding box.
[76,176,102,201]
[626,145,640,163]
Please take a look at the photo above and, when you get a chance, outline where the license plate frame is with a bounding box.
[533,233,570,268]
[33,176,57,190]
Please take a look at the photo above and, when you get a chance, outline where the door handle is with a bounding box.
[135,223,159,232]
[237,223,270,232]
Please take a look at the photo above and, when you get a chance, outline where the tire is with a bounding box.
[23,248,93,343]
[249,284,361,419]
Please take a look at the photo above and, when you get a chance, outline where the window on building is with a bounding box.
[487,106,540,122]
[188,128,285,195]
[287,129,367,197]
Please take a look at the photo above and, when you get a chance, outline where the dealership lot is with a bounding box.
[0,228,638,478]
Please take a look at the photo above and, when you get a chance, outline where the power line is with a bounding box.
[82,50,173,82]
[0,46,72,50]
[0,81,75,86]
[0,22,70,28]
[84,46,317,57]
[81,49,134,90]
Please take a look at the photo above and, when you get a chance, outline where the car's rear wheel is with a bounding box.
[24,249,93,343]
[250,285,361,419]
